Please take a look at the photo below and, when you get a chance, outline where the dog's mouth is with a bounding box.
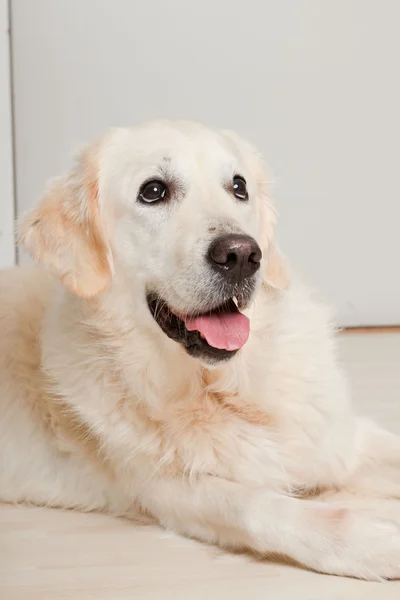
[147,295,250,361]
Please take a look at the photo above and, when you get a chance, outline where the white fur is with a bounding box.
[1,120,400,580]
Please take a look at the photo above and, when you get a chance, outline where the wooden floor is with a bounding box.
[1,332,400,599]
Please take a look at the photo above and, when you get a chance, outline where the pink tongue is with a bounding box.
[184,311,250,351]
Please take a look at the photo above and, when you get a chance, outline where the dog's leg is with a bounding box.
[138,474,400,580]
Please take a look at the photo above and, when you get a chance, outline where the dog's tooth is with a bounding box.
[200,333,205,339]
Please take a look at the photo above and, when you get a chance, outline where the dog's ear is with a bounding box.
[263,241,290,290]
[19,145,113,298]
[258,191,290,291]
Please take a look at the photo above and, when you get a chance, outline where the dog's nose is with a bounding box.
[207,234,262,282]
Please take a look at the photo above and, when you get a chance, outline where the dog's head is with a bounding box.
[21,120,289,364]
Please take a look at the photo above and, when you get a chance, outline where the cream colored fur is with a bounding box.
[1,120,400,580]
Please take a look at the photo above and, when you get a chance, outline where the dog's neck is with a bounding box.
[45,279,252,408]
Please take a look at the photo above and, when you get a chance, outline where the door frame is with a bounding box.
[0,0,15,268]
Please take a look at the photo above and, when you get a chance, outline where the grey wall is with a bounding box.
[11,0,400,325]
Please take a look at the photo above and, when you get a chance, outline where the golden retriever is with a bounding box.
[1,120,400,580]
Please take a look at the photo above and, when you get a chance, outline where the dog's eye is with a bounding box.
[232,176,248,201]
[139,180,168,204]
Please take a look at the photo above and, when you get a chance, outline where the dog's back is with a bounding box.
[0,267,55,498]
[0,265,53,392]
[0,266,126,511]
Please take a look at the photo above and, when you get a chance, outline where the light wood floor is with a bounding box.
[1,332,400,599]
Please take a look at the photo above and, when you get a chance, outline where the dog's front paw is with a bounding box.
[316,511,400,581]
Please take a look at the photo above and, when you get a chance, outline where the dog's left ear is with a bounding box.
[258,192,290,291]
[19,144,114,298]
[263,241,290,290]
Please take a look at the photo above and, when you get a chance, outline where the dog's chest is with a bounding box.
[118,386,346,492]
[156,391,282,483]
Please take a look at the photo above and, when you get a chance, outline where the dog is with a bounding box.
[1,120,400,580]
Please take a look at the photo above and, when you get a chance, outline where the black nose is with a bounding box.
[207,234,262,283]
